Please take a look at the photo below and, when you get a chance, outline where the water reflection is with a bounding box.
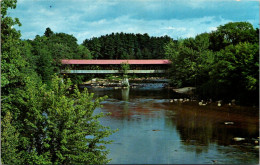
[168,104,259,146]
[121,88,130,101]
[87,85,259,164]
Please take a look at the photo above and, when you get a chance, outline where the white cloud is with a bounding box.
[10,0,258,43]
[208,27,217,31]
[14,13,234,43]
[67,16,233,42]
[163,27,187,31]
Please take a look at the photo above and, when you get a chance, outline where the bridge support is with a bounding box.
[121,87,130,101]
[121,77,129,87]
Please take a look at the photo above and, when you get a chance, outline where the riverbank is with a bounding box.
[81,77,259,108]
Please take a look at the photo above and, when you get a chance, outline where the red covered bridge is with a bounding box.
[60,59,171,74]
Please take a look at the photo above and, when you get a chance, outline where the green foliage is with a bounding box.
[120,62,130,87]
[209,22,257,51]
[8,76,114,164]
[105,75,121,81]
[166,22,259,105]
[209,42,259,103]
[121,62,130,75]
[65,74,88,85]
[31,35,55,85]
[1,2,28,164]
[83,33,172,59]
[1,0,26,94]
[1,1,114,164]
[44,27,54,37]
[48,76,113,164]
[77,45,92,59]
[1,111,23,164]
[83,37,102,59]
[166,40,201,87]
[26,28,94,84]
[1,0,17,18]
[47,32,78,59]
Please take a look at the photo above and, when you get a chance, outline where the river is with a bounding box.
[86,82,259,164]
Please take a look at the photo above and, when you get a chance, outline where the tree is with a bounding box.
[209,22,257,51]
[1,111,22,164]
[165,40,199,87]
[1,0,26,94]
[121,51,129,59]
[47,32,78,59]
[82,32,171,59]
[121,62,130,75]
[30,31,83,84]
[20,40,38,71]
[10,76,114,164]
[44,27,54,37]
[1,0,31,164]
[77,45,92,59]
[209,42,259,104]
[135,48,143,59]
[31,35,55,84]
[83,37,102,59]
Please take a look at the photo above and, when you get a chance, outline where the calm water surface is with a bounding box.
[87,83,259,164]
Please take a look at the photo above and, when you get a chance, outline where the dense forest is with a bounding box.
[83,33,172,59]
[1,0,259,164]
[165,22,259,105]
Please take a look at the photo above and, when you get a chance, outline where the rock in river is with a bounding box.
[172,87,196,94]
[233,137,245,141]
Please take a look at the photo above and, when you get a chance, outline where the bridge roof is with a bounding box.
[61,59,171,65]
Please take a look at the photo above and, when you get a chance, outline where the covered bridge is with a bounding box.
[60,59,171,74]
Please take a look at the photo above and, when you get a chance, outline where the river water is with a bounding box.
[86,82,259,164]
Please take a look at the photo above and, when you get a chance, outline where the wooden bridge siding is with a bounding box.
[61,70,167,74]
[61,65,168,70]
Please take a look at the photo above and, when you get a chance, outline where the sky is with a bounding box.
[9,0,259,44]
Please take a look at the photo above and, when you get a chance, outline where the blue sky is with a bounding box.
[9,0,259,44]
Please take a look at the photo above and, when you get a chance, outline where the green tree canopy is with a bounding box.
[10,76,114,164]
[83,33,172,59]
[209,22,258,51]
[44,27,54,37]
[165,22,259,105]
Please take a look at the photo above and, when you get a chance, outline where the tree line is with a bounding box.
[83,33,172,59]
[165,22,259,105]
